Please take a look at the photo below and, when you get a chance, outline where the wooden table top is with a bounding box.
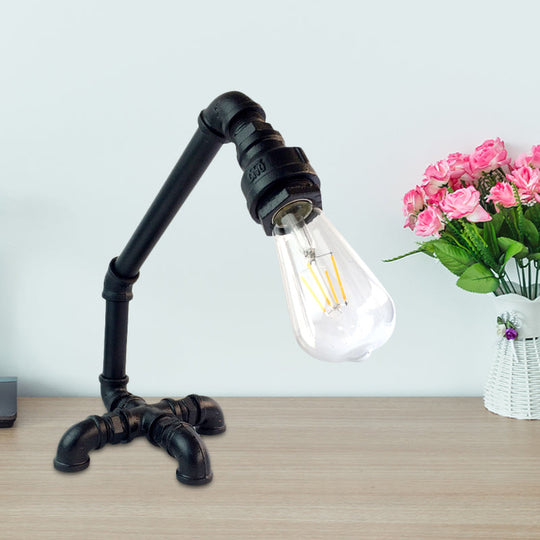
[1,397,539,539]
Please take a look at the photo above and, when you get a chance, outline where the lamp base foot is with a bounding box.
[53,457,90,473]
[53,393,226,485]
[176,469,213,485]
[197,425,226,436]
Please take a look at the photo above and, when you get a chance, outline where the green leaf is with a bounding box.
[490,211,506,235]
[456,263,499,294]
[515,187,525,242]
[502,207,520,240]
[430,239,474,276]
[526,252,540,261]
[522,218,539,248]
[497,237,528,264]
[441,223,470,252]
[462,222,498,270]
[525,204,540,229]
[482,221,500,259]
[418,240,438,257]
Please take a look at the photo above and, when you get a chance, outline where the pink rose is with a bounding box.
[467,138,510,177]
[404,214,416,230]
[444,152,475,192]
[414,206,444,237]
[446,152,471,180]
[531,145,540,168]
[514,153,532,168]
[486,182,516,209]
[448,175,476,192]
[403,187,424,215]
[439,186,491,222]
[514,145,540,169]
[506,166,540,205]
[422,159,451,196]
[424,186,447,206]
[424,159,450,182]
[402,187,425,230]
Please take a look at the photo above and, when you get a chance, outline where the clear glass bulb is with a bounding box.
[273,201,395,362]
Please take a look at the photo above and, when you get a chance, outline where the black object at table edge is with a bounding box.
[0,377,17,428]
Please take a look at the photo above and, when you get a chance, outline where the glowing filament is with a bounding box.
[325,270,339,304]
[301,254,348,313]
[301,276,326,313]
[331,254,347,302]
[308,262,331,306]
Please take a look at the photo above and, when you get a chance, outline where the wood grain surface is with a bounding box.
[1,397,539,539]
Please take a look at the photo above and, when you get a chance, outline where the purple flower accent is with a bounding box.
[505,328,518,340]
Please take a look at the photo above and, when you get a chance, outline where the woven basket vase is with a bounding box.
[484,294,540,419]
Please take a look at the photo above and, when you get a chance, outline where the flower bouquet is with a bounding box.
[390,138,540,418]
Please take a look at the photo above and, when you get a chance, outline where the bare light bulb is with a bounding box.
[273,201,395,362]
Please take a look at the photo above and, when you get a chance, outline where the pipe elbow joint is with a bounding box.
[199,91,266,141]
[99,374,145,411]
[188,394,226,435]
[149,415,213,485]
[102,258,139,301]
[53,417,103,473]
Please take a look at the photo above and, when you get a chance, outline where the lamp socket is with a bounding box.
[0,377,17,428]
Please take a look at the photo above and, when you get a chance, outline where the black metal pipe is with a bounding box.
[101,127,224,385]
[101,259,140,381]
[102,301,130,380]
[114,127,224,279]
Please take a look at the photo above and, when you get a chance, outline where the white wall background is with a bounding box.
[2,0,539,397]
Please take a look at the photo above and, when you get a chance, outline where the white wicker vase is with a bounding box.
[484,294,540,419]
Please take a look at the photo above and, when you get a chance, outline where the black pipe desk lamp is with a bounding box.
[53,91,395,485]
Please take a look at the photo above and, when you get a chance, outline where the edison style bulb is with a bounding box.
[273,201,395,362]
